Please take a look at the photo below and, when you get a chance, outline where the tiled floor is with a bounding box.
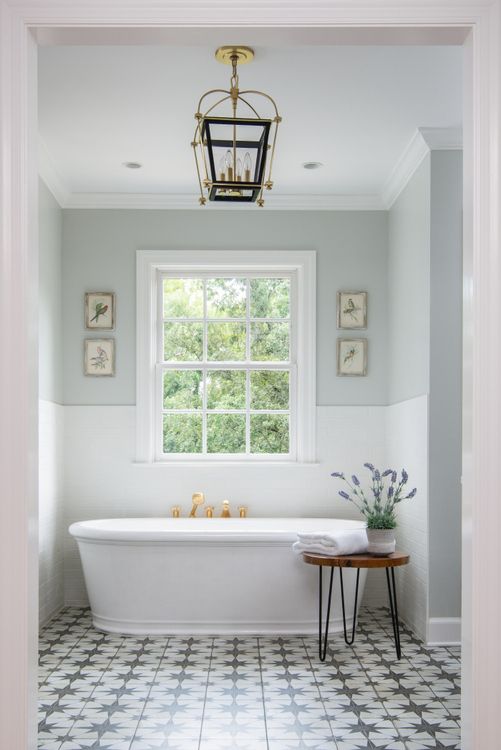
[39,607,461,750]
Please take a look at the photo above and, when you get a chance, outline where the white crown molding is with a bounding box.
[65,191,385,211]
[381,130,430,209]
[40,127,462,213]
[419,126,463,150]
[38,137,70,207]
[382,126,463,209]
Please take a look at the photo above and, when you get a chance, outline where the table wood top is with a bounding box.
[302,551,410,568]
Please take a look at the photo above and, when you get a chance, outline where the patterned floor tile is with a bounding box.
[335,743,403,750]
[201,740,268,750]
[38,729,72,743]
[134,715,202,740]
[267,741,337,750]
[266,716,333,740]
[39,607,462,750]
[59,741,132,749]
[38,740,63,750]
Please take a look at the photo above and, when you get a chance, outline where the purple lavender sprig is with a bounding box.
[330,464,417,529]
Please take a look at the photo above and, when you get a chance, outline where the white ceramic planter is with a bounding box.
[367,528,396,556]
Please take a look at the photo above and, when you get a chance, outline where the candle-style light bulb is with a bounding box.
[219,156,226,181]
[225,149,233,181]
[218,156,226,181]
[236,158,243,182]
[243,151,252,182]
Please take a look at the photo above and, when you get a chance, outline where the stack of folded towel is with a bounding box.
[292,528,368,556]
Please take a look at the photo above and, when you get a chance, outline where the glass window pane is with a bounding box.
[207,414,246,454]
[164,322,203,361]
[250,370,289,410]
[251,322,289,361]
[163,370,202,409]
[207,370,246,410]
[250,414,289,454]
[207,322,246,361]
[206,278,247,318]
[163,414,202,453]
[163,278,203,318]
[250,278,290,318]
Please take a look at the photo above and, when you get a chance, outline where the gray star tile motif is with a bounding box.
[38,606,461,749]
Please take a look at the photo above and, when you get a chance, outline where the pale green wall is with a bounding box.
[61,209,388,406]
[39,179,63,403]
[429,150,462,619]
[388,151,462,620]
[388,155,431,404]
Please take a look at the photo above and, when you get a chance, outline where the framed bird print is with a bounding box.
[85,292,115,330]
[84,339,115,376]
[337,338,367,376]
[337,291,367,329]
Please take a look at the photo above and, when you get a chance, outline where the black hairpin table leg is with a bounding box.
[340,567,361,646]
[385,567,402,659]
[304,552,409,663]
[318,566,334,662]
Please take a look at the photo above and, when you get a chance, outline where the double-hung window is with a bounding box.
[136,251,316,463]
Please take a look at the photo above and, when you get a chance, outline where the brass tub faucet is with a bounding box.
[220,500,231,517]
[205,506,214,518]
[171,506,181,518]
[238,506,248,518]
[189,492,205,517]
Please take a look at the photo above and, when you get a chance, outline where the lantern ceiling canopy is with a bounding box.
[192,46,281,206]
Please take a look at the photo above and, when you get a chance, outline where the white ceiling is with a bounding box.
[38,44,462,204]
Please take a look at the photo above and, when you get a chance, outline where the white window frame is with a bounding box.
[136,250,316,463]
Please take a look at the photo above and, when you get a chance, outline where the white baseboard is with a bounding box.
[427,617,461,645]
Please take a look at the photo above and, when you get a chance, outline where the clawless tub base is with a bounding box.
[69,518,367,636]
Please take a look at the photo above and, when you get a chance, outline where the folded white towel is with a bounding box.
[297,532,336,545]
[293,529,368,556]
[293,542,338,556]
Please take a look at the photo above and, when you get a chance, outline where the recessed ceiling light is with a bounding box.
[123,161,142,169]
[302,161,324,170]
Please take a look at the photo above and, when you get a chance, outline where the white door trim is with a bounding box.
[1,3,499,749]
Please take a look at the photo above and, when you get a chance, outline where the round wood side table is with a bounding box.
[302,551,410,661]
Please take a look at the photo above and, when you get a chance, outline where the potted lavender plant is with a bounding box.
[331,463,417,555]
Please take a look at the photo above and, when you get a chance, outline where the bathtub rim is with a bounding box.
[69,516,368,545]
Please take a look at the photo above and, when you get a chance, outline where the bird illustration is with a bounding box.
[90,346,109,370]
[91,302,109,323]
[343,297,361,321]
[344,346,357,366]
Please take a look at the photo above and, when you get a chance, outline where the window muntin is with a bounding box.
[158,273,295,459]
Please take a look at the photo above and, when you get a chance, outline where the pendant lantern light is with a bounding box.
[192,46,281,206]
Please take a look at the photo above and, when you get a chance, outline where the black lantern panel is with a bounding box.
[202,117,272,202]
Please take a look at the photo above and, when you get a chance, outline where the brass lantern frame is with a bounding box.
[192,46,281,206]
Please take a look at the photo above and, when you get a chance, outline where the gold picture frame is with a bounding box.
[84,338,115,377]
[337,338,367,377]
[85,291,115,330]
[337,291,367,329]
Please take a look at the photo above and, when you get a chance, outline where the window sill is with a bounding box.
[132,460,321,468]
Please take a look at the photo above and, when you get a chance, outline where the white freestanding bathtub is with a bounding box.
[69,517,367,635]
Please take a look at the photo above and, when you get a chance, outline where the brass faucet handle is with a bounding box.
[205,506,214,518]
[189,492,205,518]
[221,499,231,518]
[238,506,248,518]
[171,506,181,518]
